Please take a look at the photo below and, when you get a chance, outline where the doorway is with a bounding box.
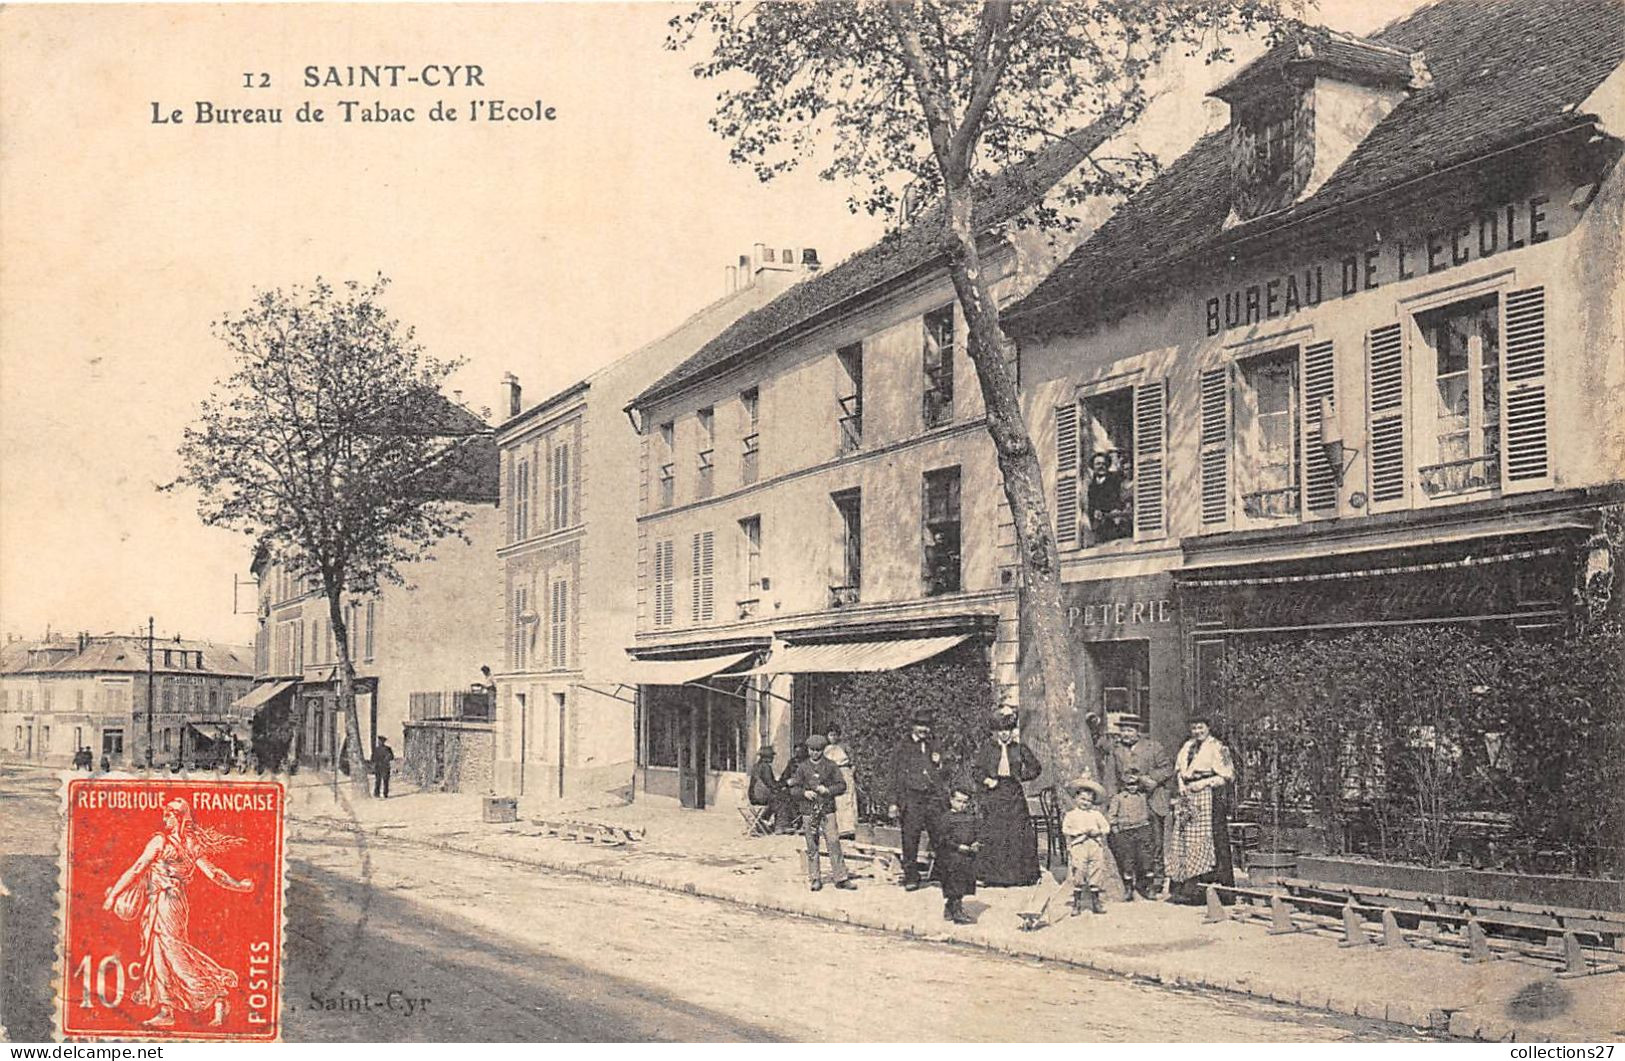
[678,696,708,809]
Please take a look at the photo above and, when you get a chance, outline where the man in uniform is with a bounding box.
[371,735,395,799]
[889,711,948,890]
[1106,715,1172,895]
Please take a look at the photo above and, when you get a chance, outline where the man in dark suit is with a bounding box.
[371,736,395,798]
[889,712,948,890]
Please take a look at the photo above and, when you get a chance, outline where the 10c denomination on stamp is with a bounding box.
[59,777,285,1041]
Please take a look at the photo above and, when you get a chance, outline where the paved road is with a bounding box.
[2,766,1420,1041]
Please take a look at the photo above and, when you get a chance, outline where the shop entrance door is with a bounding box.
[678,696,708,809]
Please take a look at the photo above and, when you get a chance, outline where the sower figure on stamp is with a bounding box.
[102,798,255,1027]
[888,711,948,891]
[789,734,857,892]
[936,783,981,924]
[372,735,394,798]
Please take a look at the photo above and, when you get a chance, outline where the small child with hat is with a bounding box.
[1061,776,1112,915]
[1107,767,1157,901]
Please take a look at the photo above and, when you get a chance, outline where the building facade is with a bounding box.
[1007,0,1625,756]
[242,404,502,782]
[492,246,820,800]
[623,145,1107,812]
[1,632,253,768]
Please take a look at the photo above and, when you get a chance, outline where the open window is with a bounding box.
[837,343,863,455]
[1236,346,1301,520]
[1080,389,1134,544]
[831,489,861,607]
[922,305,955,429]
[1417,294,1500,497]
[922,466,961,597]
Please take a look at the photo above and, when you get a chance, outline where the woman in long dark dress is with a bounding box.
[1166,716,1236,904]
[972,709,1043,886]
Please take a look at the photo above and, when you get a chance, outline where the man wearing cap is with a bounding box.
[789,734,857,892]
[888,713,948,890]
[1107,715,1173,895]
[747,745,789,833]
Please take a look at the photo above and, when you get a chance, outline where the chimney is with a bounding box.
[1203,97,1229,135]
[725,265,738,294]
[801,248,821,272]
[501,372,521,419]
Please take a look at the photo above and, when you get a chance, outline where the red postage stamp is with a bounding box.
[59,777,285,1041]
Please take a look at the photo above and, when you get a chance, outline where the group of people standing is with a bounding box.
[749,707,1238,923]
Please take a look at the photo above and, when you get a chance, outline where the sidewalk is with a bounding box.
[286,781,1625,1043]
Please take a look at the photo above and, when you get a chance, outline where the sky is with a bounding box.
[0,0,1427,648]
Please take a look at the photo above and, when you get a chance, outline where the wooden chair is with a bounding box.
[1032,787,1066,868]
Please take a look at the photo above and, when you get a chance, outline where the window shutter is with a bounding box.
[1300,339,1338,513]
[1054,403,1079,548]
[1199,366,1231,527]
[1133,380,1167,539]
[1502,286,1550,491]
[701,531,715,621]
[654,540,674,627]
[1366,323,1407,508]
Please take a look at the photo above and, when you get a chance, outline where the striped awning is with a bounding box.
[231,680,297,712]
[1182,545,1565,588]
[743,634,970,676]
[616,651,755,687]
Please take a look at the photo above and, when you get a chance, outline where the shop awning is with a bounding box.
[231,680,297,713]
[187,723,240,743]
[743,634,970,676]
[615,651,755,686]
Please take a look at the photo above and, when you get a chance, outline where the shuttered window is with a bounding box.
[1199,366,1231,527]
[653,540,675,627]
[550,579,569,669]
[1366,323,1407,507]
[1502,286,1549,489]
[1133,380,1167,539]
[1300,340,1338,513]
[1054,403,1079,548]
[691,531,715,622]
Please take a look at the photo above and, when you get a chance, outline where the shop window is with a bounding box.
[1237,347,1301,519]
[102,729,124,757]
[831,489,862,606]
[646,689,681,768]
[696,407,715,498]
[740,387,760,485]
[738,516,762,619]
[1081,389,1134,544]
[657,421,675,509]
[922,467,962,597]
[653,539,676,627]
[837,343,863,454]
[708,688,747,773]
[922,305,955,429]
[1417,294,1500,496]
[1086,641,1151,725]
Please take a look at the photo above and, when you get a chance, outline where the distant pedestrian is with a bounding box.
[371,736,394,798]
[75,746,92,771]
[936,784,980,924]
[99,754,111,773]
[1167,717,1235,905]
[971,707,1042,887]
[788,735,856,892]
[823,724,858,840]
[1062,777,1111,916]
[888,712,949,890]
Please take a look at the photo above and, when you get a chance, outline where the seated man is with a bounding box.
[747,745,788,832]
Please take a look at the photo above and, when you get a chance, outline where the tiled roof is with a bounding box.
[632,116,1118,409]
[1211,25,1415,102]
[1008,0,1625,334]
[9,636,255,677]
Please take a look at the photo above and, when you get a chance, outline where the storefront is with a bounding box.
[1056,573,1184,749]
[629,643,766,810]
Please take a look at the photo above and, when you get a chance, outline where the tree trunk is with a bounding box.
[939,182,1100,789]
[327,589,370,792]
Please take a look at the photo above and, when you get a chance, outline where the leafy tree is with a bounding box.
[669,0,1289,784]
[167,277,482,790]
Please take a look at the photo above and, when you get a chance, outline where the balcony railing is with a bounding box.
[741,434,759,485]
[697,451,714,498]
[1241,486,1301,520]
[658,464,675,508]
[408,690,492,722]
[736,597,760,620]
[922,384,952,429]
[829,584,861,608]
[837,394,863,455]
[1420,455,1497,497]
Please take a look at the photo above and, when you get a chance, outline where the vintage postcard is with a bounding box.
[2,0,1622,1046]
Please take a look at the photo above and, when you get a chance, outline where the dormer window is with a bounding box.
[1229,88,1310,222]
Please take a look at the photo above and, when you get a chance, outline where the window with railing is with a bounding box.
[658,421,675,508]
[738,515,762,619]
[1237,347,1301,520]
[922,306,955,428]
[1418,295,1500,497]
[696,407,715,498]
[837,342,863,454]
[922,467,962,596]
[831,489,861,607]
[740,387,760,485]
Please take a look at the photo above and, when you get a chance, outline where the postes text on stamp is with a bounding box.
[60,777,285,1041]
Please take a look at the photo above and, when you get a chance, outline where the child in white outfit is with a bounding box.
[1061,777,1112,915]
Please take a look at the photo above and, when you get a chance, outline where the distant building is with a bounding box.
[0,631,253,767]
[240,400,502,783]
[492,245,822,800]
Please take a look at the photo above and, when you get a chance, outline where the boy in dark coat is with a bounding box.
[936,783,981,924]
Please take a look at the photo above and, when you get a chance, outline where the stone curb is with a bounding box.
[296,814,1555,1042]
